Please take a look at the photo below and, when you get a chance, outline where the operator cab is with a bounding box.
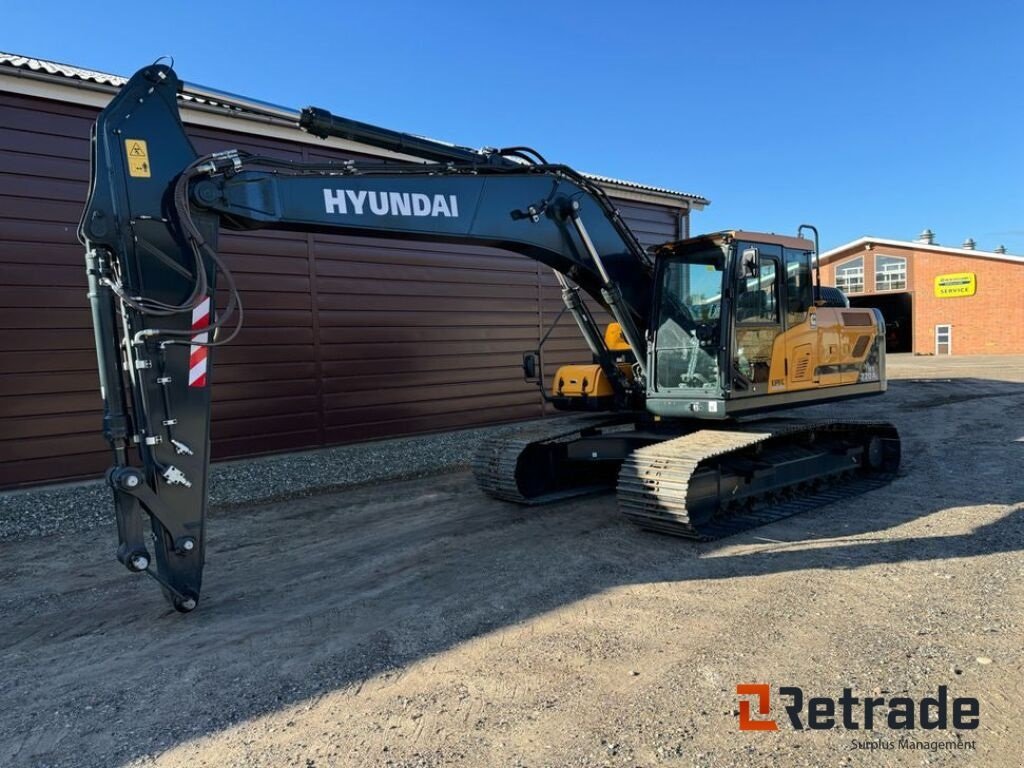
[647,230,885,419]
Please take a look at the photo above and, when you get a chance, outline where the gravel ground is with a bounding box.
[0,418,552,541]
[0,355,1022,768]
[1,353,1015,543]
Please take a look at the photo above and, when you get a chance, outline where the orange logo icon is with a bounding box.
[737,684,779,731]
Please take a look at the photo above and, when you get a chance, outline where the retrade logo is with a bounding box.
[735,684,979,732]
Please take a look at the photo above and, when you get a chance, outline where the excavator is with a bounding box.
[79,63,900,611]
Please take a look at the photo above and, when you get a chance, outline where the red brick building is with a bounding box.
[819,232,1024,355]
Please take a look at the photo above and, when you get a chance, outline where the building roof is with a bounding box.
[0,53,126,86]
[579,172,708,207]
[0,52,708,209]
[821,236,1024,267]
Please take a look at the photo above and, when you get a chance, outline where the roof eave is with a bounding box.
[820,236,1024,265]
[591,182,708,210]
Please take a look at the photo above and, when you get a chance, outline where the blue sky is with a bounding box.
[5,0,1022,251]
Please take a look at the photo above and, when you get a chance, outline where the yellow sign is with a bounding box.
[937,274,974,296]
[124,139,151,178]
[934,272,976,298]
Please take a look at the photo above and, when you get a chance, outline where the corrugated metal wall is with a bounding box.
[0,90,685,489]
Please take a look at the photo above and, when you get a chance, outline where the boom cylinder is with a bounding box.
[568,208,649,379]
[553,271,605,359]
[552,271,628,394]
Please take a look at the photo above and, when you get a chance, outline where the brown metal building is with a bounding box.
[0,53,707,489]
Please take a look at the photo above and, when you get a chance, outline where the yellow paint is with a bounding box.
[740,307,882,393]
[559,308,883,406]
[934,272,976,298]
[125,139,151,178]
[603,322,631,352]
[552,362,633,399]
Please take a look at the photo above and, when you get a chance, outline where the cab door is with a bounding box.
[731,244,783,396]
[780,246,819,390]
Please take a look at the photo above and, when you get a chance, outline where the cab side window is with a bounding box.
[784,248,814,326]
[736,260,778,324]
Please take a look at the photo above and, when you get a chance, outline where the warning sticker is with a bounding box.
[125,139,151,178]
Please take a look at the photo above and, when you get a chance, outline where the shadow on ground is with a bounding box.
[0,376,1022,766]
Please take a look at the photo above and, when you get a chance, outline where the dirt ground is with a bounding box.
[2,355,1022,768]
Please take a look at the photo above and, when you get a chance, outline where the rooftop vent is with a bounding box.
[916,228,936,245]
[995,244,1007,254]
[962,238,976,250]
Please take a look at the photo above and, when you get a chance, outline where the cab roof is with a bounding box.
[658,231,815,254]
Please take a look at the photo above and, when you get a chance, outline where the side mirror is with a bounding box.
[695,322,715,343]
[522,351,540,382]
[741,247,760,277]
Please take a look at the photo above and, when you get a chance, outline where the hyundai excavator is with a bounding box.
[79,63,900,611]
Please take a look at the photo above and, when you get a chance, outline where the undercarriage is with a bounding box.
[474,415,901,539]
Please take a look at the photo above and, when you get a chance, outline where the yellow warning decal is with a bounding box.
[125,139,151,178]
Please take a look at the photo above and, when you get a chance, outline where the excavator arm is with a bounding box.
[78,63,655,610]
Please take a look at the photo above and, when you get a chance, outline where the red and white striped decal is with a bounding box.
[188,297,211,387]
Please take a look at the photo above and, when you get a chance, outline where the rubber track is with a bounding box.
[472,415,630,505]
[617,420,900,540]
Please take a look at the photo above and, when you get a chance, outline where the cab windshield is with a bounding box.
[654,253,723,391]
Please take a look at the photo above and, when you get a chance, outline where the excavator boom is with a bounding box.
[79,63,654,609]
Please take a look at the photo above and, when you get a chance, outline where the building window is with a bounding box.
[835,256,864,294]
[875,255,907,291]
[935,324,952,355]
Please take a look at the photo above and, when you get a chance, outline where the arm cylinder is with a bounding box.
[299,107,509,166]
